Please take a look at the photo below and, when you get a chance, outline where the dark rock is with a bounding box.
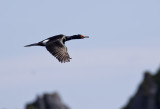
[122,69,160,109]
[25,92,69,109]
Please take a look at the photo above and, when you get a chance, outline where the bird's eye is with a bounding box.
[81,35,84,38]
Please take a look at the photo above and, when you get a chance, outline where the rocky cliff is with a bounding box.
[25,92,69,109]
[122,69,160,109]
[25,69,160,109]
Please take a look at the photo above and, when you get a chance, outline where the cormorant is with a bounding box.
[24,34,89,63]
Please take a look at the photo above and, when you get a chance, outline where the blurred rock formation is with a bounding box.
[25,92,69,109]
[122,69,160,109]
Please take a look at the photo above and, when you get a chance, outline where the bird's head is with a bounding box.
[74,34,89,39]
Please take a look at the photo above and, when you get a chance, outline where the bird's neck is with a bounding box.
[65,35,80,41]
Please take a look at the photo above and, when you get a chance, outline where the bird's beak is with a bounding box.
[84,36,89,38]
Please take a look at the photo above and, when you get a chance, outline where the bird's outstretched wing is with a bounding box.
[46,40,71,63]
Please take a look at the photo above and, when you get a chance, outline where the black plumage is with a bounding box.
[24,34,89,63]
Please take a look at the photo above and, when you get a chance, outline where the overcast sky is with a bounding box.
[0,0,160,109]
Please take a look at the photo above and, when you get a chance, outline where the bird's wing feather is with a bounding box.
[46,40,71,63]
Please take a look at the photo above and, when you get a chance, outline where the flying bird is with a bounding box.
[24,34,89,63]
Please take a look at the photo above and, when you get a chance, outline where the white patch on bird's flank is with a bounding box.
[42,39,49,45]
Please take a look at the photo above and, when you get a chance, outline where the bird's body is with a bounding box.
[25,34,89,63]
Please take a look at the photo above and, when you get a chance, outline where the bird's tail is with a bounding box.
[24,43,39,47]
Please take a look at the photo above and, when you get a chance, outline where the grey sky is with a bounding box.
[0,0,160,109]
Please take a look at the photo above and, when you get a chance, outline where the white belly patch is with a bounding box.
[42,39,49,45]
